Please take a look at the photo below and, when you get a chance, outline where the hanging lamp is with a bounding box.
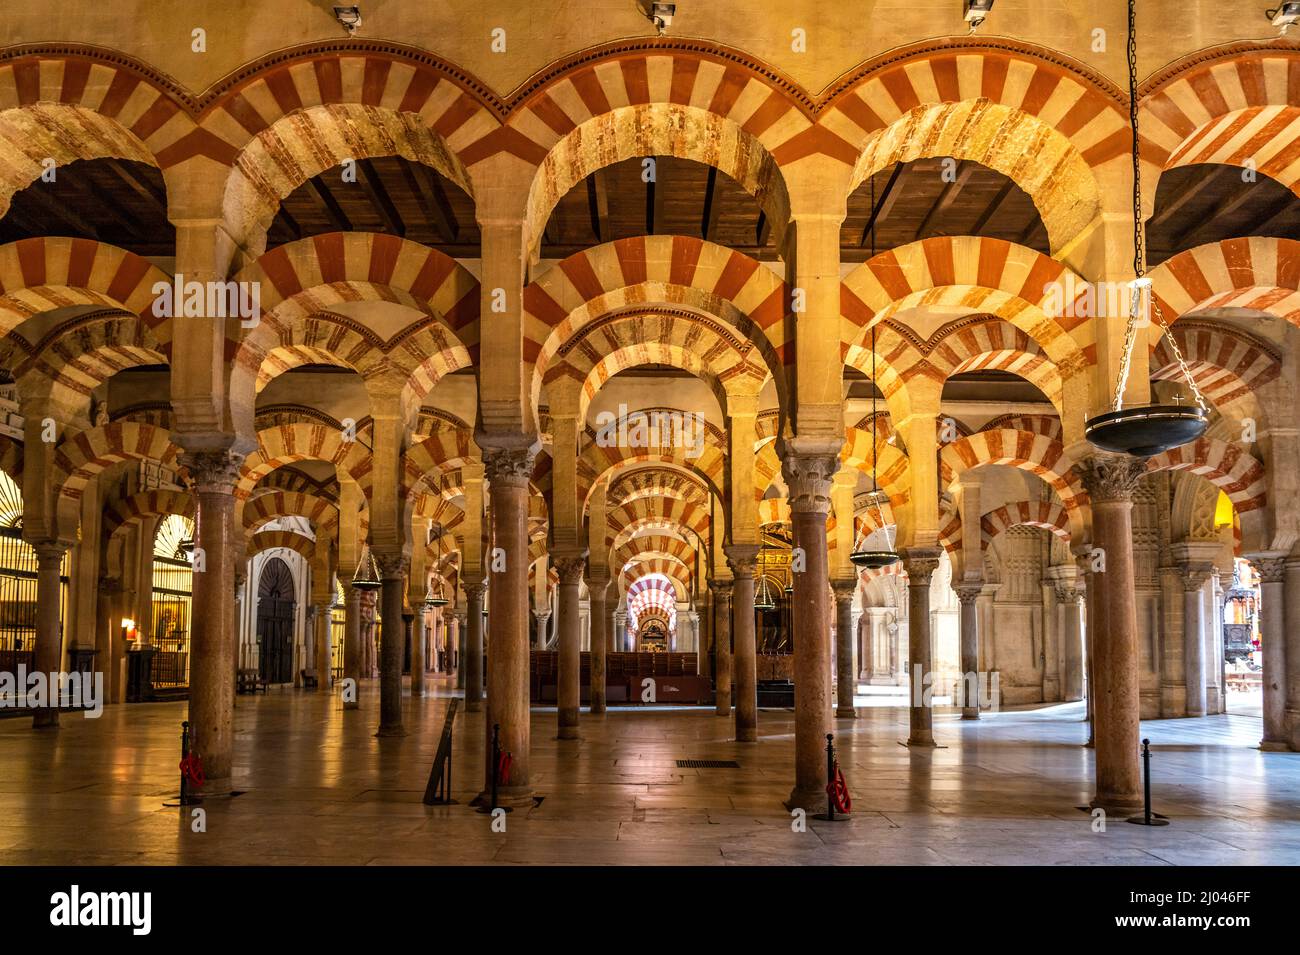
[753,536,777,611]
[1083,0,1208,458]
[352,545,381,591]
[850,180,902,570]
[426,523,450,607]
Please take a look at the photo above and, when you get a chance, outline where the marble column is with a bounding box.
[1285,560,1300,750]
[1182,563,1213,718]
[1255,556,1288,749]
[1078,454,1146,811]
[833,579,857,718]
[479,447,534,805]
[411,608,425,696]
[903,548,941,747]
[956,583,982,719]
[179,450,243,794]
[464,583,485,711]
[726,546,760,743]
[375,554,408,737]
[783,452,837,809]
[343,584,362,709]
[554,552,586,739]
[1057,581,1085,702]
[588,578,608,714]
[698,589,713,679]
[31,542,67,728]
[711,580,733,715]
[314,604,333,688]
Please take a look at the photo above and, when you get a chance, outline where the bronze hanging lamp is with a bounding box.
[1083,0,1208,458]
[352,545,381,591]
[426,522,450,607]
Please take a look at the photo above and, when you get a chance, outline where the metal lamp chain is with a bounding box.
[1112,0,1207,415]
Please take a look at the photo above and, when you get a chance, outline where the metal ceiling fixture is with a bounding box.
[351,545,381,591]
[333,6,362,35]
[851,174,902,571]
[963,0,994,33]
[753,537,778,612]
[1267,3,1300,34]
[1083,0,1209,459]
[426,523,451,607]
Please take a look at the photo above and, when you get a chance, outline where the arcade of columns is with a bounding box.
[3,24,1300,815]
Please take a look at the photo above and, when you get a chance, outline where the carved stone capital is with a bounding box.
[1180,561,1215,592]
[780,453,838,515]
[1255,556,1287,585]
[482,447,536,489]
[462,581,487,602]
[724,543,760,578]
[832,577,858,601]
[374,552,409,580]
[709,578,734,598]
[179,449,245,494]
[552,552,588,585]
[954,583,983,605]
[902,547,941,584]
[1076,453,1147,505]
[32,541,68,566]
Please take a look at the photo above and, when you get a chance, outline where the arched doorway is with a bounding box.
[257,557,296,684]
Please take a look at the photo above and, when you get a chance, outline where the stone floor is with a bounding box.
[1,678,1297,865]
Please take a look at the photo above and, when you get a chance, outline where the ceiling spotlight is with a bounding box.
[964,0,994,32]
[334,5,362,35]
[647,2,676,35]
[1267,4,1300,33]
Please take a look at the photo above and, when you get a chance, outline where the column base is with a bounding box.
[471,787,534,810]
[557,725,579,740]
[784,786,830,813]
[343,701,359,711]
[32,711,59,729]
[375,724,407,738]
[961,707,979,720]
[735,727,757,742]
[906,735,936,748]
[466,699,482,713]
[835,706,857,719]
[1259,739,1290,752]
[589,702,606,715]
[198,776,235,799]
[1089,793,1143,813]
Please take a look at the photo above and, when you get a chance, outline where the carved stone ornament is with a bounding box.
[179,450,246,494]
[780,453,838,514]
[1076,453,1148,505]
[483,447,536,487]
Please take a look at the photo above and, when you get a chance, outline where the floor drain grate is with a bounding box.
[677,759,740,768]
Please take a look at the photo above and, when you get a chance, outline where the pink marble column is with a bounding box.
[725,546,759,742]
[833,580,857,719]
[375,553,408,737]
[554,552,586,739]
[587,577,609,715]
[783,453,837,809]
[956,583,982,719]
[479,447,534,805]
[1078,454,1147,811]
[31,542,67,729]
[903,548,941,747]
[180,450,243,794]
[1255,556,1288,749]
[711,580,732,716]
[342,584,362,710]
[463,582,485,712]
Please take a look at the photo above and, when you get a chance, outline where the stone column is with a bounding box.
[342,584,362,709]
[1056,581,1085,702]
[554,552,586,739]
[903,548,941,747]
[409,605,425,695]
[588,578,609,714]
[698,588,713,679]
[956,583,982,719]
[725,546,759,742]
[1078,454,1147,811]
[464,583,485,711]
[179,450,243,794]
[1182,563,1213,718]
[782,452,837,809]
[315,604,333,688]
[833,579,857,718]
[31,542,67,728]
[480,447,535,805]
[1254,556,1288,749]
[375,554,408,737]
[1285,560,1300,749]
[711,580,733,715]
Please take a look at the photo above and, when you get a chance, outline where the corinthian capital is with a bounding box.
[482,447,536,488]
[780,453,838,514]
[552,551,588,584]
[902,547,941,583]
[724,543,760,577]
[180,450,245,494]
[1076,453,1147,505]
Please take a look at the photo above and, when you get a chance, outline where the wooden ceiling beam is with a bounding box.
[700,166,722,242]
[915,160,975,241]
[403,162,458,243]
[356,159,405,237]
[307,176,351,232]
[587,169,611,243]
[969,179,1016,236]
[858,163,904,249]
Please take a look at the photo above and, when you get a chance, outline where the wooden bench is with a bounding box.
[237,669,268,694]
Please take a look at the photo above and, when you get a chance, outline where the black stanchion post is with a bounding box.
[490,723,500,812]
[1126,737,1169,826]
[825,734,835,822]
[179,720,190,807]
